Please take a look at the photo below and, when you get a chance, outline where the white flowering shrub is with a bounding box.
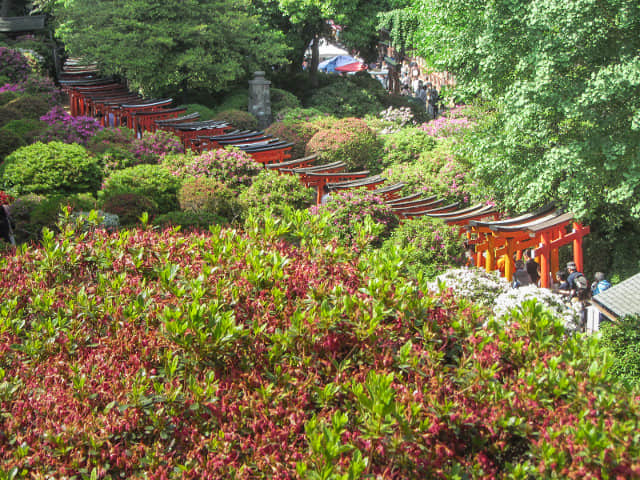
[429,267,509,305]
[493,285,579,332]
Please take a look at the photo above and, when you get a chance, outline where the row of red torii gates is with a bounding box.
[407,202,590,288]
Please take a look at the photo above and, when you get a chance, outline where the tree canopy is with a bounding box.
[412,0,640,232]
[52,0,290,96]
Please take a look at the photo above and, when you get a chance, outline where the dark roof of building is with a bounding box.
[592,272,640,319]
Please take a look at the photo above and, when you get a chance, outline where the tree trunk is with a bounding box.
[309,34,320,88]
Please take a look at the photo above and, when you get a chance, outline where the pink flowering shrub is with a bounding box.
[306,117,383,172]
[312,189,398,247]
[420,105,477,139]
[165,147,262,194]
[131,129,184,164]
[39,106,103,146]
[0,221,637,478]
[383,141,472,203]
[0,47,31,84]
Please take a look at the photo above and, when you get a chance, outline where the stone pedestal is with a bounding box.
[248,71,272,130]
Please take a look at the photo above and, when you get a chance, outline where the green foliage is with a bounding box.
[413,0,640,269]
[308,77,384,118]
[100,164,181,214]
[306,117,383,172]
[381,216,464,279]
[7,193,99,243]
[270,87,301,115]
[101,192,157,226]
[178,177,240,221]
[178,103,217,120]
[0,128,26,163]
[0,104,21,127]
[383,141,472,201]
[153,210,227,230]
[1,118,45,144]
[3,94,50,120]
[0,90,19,106]
[599,316,640,387]
[0,141,102,196]
[239,170,314,219]
[212,109,258,130]
[212,89,248,113]
[380,126,436,167]
[53,0,290,95]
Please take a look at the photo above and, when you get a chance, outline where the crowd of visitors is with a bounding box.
[398,61,440,117]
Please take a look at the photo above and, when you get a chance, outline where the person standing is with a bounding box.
[523,250,540,285]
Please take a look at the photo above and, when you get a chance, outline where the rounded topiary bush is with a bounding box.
[101,192,157,226]
[239,170,315,219]
[1,118,46,144]
[313,189,398,247]
[270,88,301,115]
[165,148,261,193]
[101,164,181,214]
[0,141,102,195]
[0,104,21,128]
[306,118,383,172]
[212,109,258,130]
[0,128,26,163]
[178,177,239,221]
[0,90,19,106]
[381,127,437,167]
[5,94,50,120]
[264,120,318,159]
[381,216,464,280]
[308,78,384,118]
[179,103,217,120]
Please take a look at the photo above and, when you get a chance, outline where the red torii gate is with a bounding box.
[466,208,590,287]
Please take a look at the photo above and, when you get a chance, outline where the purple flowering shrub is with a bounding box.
[0,48,31,84]
[312,189,398,247]
[165,148,262,194]
[38,106,103,146]
[381,216,465,279]
[131,129,184,164]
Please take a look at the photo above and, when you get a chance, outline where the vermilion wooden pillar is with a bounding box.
[539,231,551,288]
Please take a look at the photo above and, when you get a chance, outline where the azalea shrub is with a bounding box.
[420,105,477,139]
[0,47,30,84]
[239,170,314,219]
[39,106,103,146]
[430,266,509,306]
[178,176,240,222]
[1,118,45,144]
[101,192,157,226]
[0,216,638,478]
[264,118,322,159]
[380,127,437,167]
[306,118,383,173]
[100,164,181,214]
[0,141,102,196]
[312,189,398,247]
[165,148,262,194]
[493,284,579,331]
[381,216,464,279]
[131,129,184,164]
[0,128,25,162]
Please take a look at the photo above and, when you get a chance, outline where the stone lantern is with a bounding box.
[248,71,272,129]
